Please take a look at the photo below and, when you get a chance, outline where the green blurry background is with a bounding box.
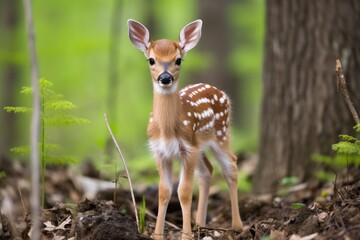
[0,0,264,188]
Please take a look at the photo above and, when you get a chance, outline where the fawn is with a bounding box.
[127,19,243,239]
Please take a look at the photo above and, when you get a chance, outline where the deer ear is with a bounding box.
[128,19,151,51]
[179,19,202,53]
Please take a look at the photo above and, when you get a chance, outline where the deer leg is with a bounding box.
[178,150,200,240]
[153,157,173,240]
[195,153,213,227]
[211,143,243,230]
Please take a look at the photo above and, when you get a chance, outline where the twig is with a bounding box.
[335,59,360,125]
[17,185,27,214]
[104,113,140,232]
[196,225,231,232]
[23,0,41,239]
[145,209,180,230]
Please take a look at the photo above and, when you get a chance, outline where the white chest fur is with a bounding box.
[148,138,192,160]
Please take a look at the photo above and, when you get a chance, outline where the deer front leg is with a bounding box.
[178,150,200,240]
[153,157,173,240]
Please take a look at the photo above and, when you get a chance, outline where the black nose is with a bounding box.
[157,72,174,85]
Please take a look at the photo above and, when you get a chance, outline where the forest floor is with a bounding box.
[1,156,360,240]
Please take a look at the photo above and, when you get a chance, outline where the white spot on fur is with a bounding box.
[219,96,226,104]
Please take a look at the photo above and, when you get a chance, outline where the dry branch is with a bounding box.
[335,59,360,125]
[104,113,140,232]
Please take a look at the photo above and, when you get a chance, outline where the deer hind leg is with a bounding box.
[195,153,213,227]
[153,157,173,240]
[210,142,243,230]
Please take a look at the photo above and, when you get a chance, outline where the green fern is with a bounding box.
[354,124,360,132]
[332,125,360,157]
[4,106,32,113]
[332,141,360,155]
[4,78,89,207]
[312,124,360,181]
[44,100,76,110]
[44,114,89,127]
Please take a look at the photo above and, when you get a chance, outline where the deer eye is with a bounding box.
[175,58,182,66]
[148,58,155,66]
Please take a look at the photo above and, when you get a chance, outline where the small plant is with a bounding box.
[280,176,299,186]
[278,176,300,197]
[332,124,360,157]
[312,124,360,182]
[291,202,305,209]
[139,196,146,233]
[4,78,89,207]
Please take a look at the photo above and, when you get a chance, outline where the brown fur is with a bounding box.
[128,19,243,240]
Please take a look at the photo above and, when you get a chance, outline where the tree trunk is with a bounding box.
[254,0,360,193]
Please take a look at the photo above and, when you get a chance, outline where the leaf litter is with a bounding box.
[1,156,360,240]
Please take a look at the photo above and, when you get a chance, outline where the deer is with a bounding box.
[127,19,243,240]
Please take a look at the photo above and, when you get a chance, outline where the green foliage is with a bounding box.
[332,125,360,157]
[9,144,76,165]
[332,136,360,156]
[3,106,32,113]
[139,196,146,233]
[5,78,89,162]
[44,115,89,127]
[280,176,299,186]
[278,176,300,197]
[314,170,335,182]
[260,236,271,240]
[312,124,360,181]
[291,203,305,209]
[238,171,252,192]
[0,1,265,177]
[4,78,89,206]
[354,124,360,132]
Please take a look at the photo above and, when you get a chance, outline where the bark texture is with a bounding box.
[254,0,360,192]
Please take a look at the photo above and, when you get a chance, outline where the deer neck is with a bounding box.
[153,90,182,139]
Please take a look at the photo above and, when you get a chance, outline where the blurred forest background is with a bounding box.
[0,0,264,186]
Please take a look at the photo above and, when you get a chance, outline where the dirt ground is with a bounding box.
[1,156,360,240]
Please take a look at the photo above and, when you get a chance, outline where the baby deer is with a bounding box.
[128,19,243,239]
